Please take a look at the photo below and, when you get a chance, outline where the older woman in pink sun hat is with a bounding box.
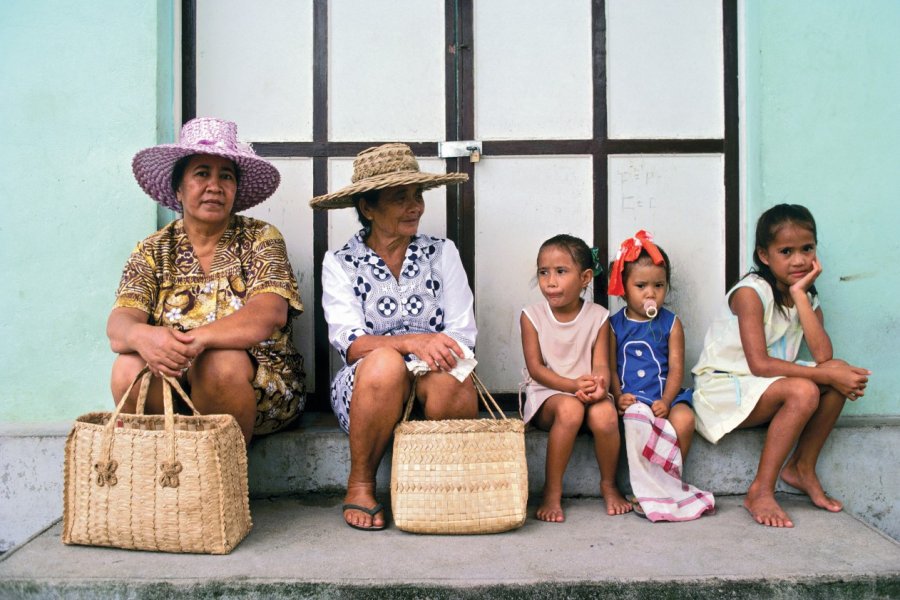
[107,117,306,444]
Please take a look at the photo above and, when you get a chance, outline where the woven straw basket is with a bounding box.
[62,367,252,554]
[390,372,527,534]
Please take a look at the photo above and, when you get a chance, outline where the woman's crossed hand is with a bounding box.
[133,325,196,378]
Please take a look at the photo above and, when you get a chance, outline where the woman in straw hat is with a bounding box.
[311,143,478,530]
[107,117,306,444]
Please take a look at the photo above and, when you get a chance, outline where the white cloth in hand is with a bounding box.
[406,345,477,383]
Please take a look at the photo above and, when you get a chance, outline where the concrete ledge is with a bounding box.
[2,415,898,552]
[0,422,70,552]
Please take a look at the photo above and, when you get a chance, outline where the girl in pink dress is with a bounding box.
[520,235,632,522]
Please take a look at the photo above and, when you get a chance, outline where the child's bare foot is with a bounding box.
[536,496,565,522]
[600,481,633,515]
[744,484,793,527]
[780,462,843,512]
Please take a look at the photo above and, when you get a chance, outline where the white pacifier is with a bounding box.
[643,300,658,319]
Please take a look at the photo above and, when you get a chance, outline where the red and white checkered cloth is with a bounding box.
[623,402,715,522]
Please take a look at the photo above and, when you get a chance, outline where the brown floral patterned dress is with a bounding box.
[114,216,306,434]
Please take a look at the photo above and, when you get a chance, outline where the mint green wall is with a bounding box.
[2,2,896,421]
[0,1,173,422]
[744,1,900,415]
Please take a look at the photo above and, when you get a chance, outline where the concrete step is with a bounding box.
[247,413,899,538]
[2,414,898,553]
[1,495,898,599]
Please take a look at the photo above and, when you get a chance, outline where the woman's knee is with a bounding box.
[355,348,408,391]
[442,376,477,413]
[111,353,147,402]
[349,350,410,419]
[191,350,254,394]
[421,375,478,419]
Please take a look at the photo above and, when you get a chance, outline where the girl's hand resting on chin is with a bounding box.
[790,257,823,298]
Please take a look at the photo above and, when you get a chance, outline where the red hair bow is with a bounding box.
[608,230,664,296]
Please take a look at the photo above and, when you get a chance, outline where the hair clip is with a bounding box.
[590,247,604,277]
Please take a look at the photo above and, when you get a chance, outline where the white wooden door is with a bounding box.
[190,0,737,402]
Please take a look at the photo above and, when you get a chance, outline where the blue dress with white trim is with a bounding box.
[610,307,693,408]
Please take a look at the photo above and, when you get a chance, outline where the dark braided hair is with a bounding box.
[749,203,818,313]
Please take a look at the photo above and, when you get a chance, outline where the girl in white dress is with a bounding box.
[520,235,632,522]
[693,204,870,528]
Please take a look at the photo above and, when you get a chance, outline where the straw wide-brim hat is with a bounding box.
[309,143,468,209]
[132,117,281,212]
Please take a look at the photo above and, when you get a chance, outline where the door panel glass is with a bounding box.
[243,158,316,387]
[474,0,593,140]
[475,156,594,392]
[197,0,313,141]
[329,0,445,141]
[607,0,724,139]
[607,154,725,380]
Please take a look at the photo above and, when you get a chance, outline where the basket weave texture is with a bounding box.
[390,373,528,534]
[62,368,252,554]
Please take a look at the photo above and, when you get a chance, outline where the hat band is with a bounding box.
[352,167,420,183]
[194,138,234,151]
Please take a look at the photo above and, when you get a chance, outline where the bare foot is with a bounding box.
[744,484,793,527]
[781,462,843,512]
[536,494,565,522]
[342,483,385,530]
[600,481,633,515]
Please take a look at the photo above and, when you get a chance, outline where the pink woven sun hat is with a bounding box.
[132,117,280,212]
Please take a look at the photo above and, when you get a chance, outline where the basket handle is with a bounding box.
[399,371,508,423]
[95,365,197,488]
[471,372,507,420]
[157,374,183,488]
[111,365,201,418]
[400,375,420,423]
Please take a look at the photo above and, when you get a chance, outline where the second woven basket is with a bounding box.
[390,372,528,534]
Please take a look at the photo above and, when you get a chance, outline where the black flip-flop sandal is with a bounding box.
[627,496,647,518]
[342,503,387,531]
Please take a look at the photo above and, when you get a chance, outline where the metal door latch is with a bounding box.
[438,140,483,163]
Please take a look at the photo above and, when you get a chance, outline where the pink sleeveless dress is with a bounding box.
[520,300,609,423]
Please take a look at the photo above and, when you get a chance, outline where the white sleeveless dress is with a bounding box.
[692,274,818,443]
